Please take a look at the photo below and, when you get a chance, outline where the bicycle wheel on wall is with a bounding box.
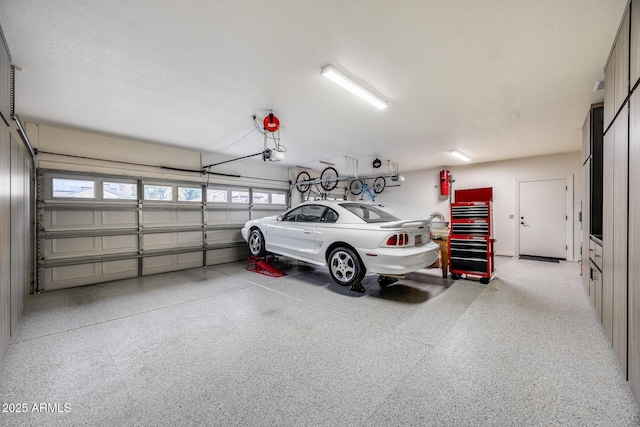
[373,176,386,194]
[320,167,339,191]
[350,179,365,195]
[295,171,311,193]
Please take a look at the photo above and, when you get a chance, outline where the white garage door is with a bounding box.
[38,170,288,291]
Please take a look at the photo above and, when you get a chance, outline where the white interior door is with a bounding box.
[518,179,567,259]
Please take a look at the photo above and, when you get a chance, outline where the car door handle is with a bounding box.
[303,229,312,234]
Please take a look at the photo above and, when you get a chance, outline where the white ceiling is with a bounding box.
[0,0,627,174]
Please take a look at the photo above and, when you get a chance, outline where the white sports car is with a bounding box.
[241,200,440,287]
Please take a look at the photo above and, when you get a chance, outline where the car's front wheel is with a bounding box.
[328,247,365,286]
[248,229,266,257]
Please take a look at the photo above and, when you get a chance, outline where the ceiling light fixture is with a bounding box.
[320,64,387,109]
[593,80,605,91]
[450,150,471,162]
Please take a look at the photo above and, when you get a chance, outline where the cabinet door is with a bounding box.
[605,55,616,129]
[589,264,596,306]
[582,161,590,292]
[632,0,640,88]
[612,104,629,375]
[602,127,615,343]
[628,90,640,398]
[583,110,591,163]
[615,9,630,108]
[595,267,603,322]
[0,30,10,126]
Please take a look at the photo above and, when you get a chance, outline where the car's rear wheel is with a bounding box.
[248,229,266,257]
[328,247,365,286]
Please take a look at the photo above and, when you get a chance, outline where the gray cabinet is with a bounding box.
[582,112,591,163]
[602,105,628,374]
[612,105,629,374]
[582,160,590,290]
[628,87,640,402]
[604,6,630,129]
[602,126,615,343]
[632,1,640,90]
[0,26,10,125]
[605,53,616,128]
[615,10,630,114]
[589,239,604,320]
[0,24,11,360]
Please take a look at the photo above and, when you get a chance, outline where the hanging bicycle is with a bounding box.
[294,166,339,198]
[349,176,386,201]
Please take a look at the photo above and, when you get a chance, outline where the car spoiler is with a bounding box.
[379,220,431,229]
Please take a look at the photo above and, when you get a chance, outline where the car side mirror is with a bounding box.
[276,215,283,221]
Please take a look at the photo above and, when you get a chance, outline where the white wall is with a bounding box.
[26,123,293,190]
[375,152,583,260]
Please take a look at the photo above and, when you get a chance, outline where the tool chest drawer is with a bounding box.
[451,203,490,219]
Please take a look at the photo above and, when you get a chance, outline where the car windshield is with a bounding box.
[339,203,399,223]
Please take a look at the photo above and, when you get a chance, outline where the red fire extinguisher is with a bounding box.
[440,169,450,197]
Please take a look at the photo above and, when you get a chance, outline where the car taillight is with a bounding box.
[385,233,409,246]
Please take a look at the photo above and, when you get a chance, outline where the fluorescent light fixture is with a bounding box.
[321,64,387,109]
[450,150,471,162]
[593,80,605,91]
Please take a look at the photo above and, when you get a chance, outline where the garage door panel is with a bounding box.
[49,210,98,228]
[102,210,137,226]
[231,210,250,222]
[207,210,232,223]
[102,259,137,275]
[142,210,176,225]
[143,253,202,275]
[143,233,177,250]
[177,231,203,246]
[206,229,242,245]
[177,211,201,225]
[46,261,137,290]
[48,237,97,256]
[46,265,98,290]
[143,254,174,270]
[207,210,249,223]
[177,252,202,267]
[46,235,138,258]
[102,235,137,251]
[206,247,248,265]
[51,263,98,282]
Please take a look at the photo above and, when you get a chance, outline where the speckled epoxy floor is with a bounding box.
[0,257,638,426]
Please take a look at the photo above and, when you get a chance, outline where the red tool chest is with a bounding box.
[449,188,496,284]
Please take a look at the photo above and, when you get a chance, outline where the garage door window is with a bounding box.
[178,187,202,202]
[271,193,286,205]
[52,178,95,198]
[144,184,173,201]
[252,191,269,204]
[231,190,249,203]
[103,182,137,200]
[207,189,228,203]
